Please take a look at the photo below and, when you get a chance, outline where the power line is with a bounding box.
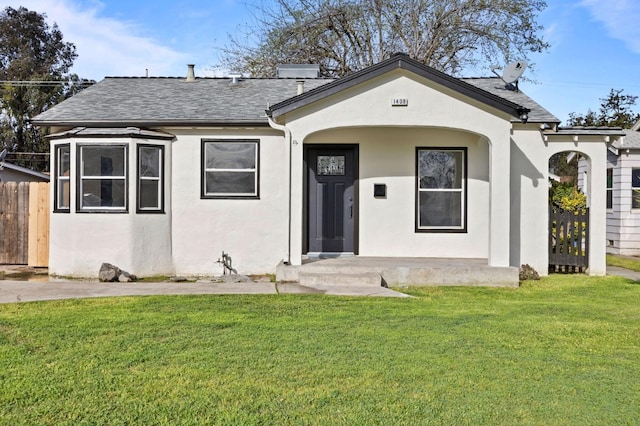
[0,80,94,86]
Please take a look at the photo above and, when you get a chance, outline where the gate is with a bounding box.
[549,206,588,272]
[0,182,49,266]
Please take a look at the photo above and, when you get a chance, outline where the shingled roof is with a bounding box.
[267,53,558,123]
[33,58,559,127]
[32,77,333,127]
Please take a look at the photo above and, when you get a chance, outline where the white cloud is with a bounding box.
[580,0,640,54]
[3,0,189,79]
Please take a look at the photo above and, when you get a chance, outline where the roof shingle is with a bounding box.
[33,73,558,126]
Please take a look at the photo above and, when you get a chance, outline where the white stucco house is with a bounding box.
[32,54,622,282]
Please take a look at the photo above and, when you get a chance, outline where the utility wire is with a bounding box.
[0,80,94,86]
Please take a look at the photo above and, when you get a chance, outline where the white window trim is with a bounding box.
[77,144,128,212]
[137,144,164,213]
[201,139,259,199]
[416,147,467,233]
[55,144,70,212]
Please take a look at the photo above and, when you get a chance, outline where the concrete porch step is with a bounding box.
[276,258,519,288]
[298,271,382,287]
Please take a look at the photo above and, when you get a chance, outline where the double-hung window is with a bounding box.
[54,144,70,212]
[137,144,164,212]
[416,148,467,232]
[78,144,127,211]
[202,140,259,198]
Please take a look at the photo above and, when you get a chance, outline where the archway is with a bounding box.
[548,150,590,272]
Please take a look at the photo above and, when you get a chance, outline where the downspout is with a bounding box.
[267,114,293,265]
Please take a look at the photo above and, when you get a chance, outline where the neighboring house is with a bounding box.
[0,161,50,183]
[32,54,622,279]
[579,120,640,255]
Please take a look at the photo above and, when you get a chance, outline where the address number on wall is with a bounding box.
[391,98,409,106]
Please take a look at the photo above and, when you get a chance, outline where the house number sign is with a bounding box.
[392,98,408,106]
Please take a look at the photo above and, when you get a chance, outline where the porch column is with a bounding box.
[585,149,607,275]
[288,134,305,266]
[488,134,511,267]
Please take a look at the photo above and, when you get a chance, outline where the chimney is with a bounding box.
[186,64,196,82]
[297,80,305,95]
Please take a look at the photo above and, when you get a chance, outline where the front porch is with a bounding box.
[276,257,519,288]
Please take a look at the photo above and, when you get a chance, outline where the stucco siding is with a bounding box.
[283,70,512,265]
[305,127,490,258]
[169,129,288,275]
[48,138,174,278]
[512,131,608,275]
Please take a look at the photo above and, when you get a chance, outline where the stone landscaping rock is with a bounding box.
[99,263,137,282]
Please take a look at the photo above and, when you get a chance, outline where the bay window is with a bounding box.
[78,144,127,212]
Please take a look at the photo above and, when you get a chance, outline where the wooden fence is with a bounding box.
[0,182,49,266]
[549,206,589,273]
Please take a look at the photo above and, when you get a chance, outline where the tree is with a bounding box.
[567,89,640,128]
[0,6,88,171]
[221,0,549,78]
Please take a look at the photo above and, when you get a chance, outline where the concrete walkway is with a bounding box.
[0,279,410,304]
[607,266,640,281]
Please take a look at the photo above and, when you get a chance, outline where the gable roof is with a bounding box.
[268,53,547,123]
[33,54,558,128]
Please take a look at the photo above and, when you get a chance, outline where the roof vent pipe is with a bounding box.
[297,80,305,95]
[229,73,242,85]
[186,64,196,82]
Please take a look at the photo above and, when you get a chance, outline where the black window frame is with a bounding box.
[76,143,129,213]
[632,168,640,209]
[415,147,468,233]
[201,139,260,199]
[606,168,613,210]
[54,144,71,213]
[136,144,165,214]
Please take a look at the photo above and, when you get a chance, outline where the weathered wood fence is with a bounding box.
[549,206,589,273]
[0,182,49,266]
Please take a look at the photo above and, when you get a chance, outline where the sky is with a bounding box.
[4,0,640,125]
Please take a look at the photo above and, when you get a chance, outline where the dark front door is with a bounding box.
[307,147,356,253]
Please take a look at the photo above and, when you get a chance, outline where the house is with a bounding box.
[0,161,50,183]
[32,54,622,282]
[578,120,640,255]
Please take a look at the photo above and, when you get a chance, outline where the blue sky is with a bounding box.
[6,0,640,124]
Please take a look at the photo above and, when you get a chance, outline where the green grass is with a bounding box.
[607,253,640,272]
[1,275,639,425]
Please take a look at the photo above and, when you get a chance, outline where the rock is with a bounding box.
[99,263,120,282]
[170,276,188,282]
[99,263,137,282]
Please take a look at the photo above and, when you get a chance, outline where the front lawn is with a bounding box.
[1,275,639,425]
[607,253,640,272]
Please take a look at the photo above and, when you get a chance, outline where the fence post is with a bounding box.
[28,182,50,267]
